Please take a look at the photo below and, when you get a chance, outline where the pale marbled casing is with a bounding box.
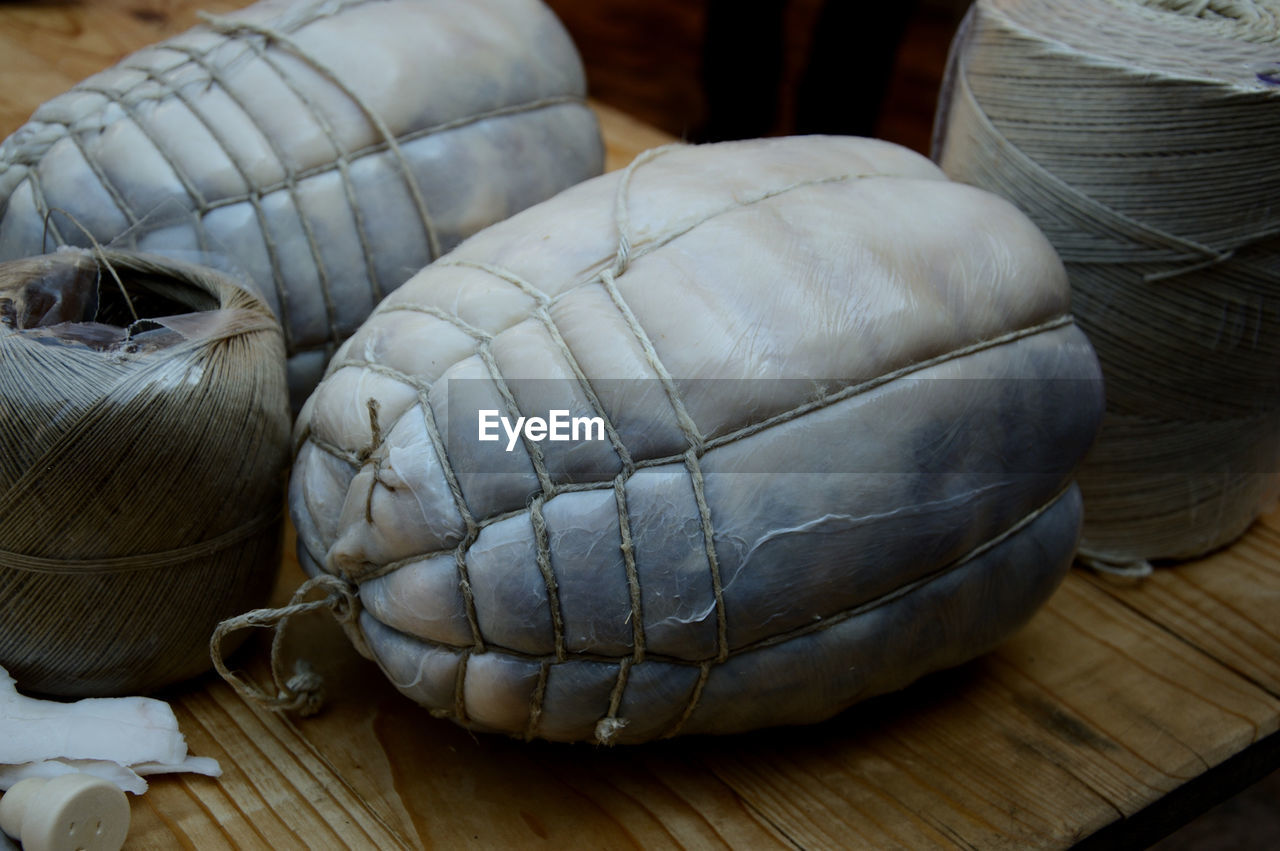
[291,136,1105,743]
[0,0,604,408]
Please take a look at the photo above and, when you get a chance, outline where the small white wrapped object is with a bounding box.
[0,667,219,795]
[0,0,604,407]
[285,137,1106,743]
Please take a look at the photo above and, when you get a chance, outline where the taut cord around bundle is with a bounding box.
[605,143,681,278]
[197,8,443,263]
[210,573,364,716]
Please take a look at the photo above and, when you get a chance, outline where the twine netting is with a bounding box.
[217,138,1101,742]
[0,0,603,409]
[933,0,1280,569]
[0,248,289,697]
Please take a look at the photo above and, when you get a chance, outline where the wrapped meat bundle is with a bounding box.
[0,0,604,408]
[287,137,1105,743]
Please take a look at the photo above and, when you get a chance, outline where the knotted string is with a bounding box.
[210,573,364,716]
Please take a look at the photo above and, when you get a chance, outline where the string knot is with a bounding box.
[211,572,361,716]
[282,660,325,717]
[607,143,684,279]
[594,716,628,745]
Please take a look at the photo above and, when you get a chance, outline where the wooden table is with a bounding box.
[3,2,1278,848]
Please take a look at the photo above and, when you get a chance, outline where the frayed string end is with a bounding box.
[594,716,628,745]
[210,572,359,717]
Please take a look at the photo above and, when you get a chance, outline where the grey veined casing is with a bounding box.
[290,137,1106,743]
[0,0,604,408]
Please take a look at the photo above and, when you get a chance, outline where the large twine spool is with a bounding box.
[0,248,290,697]
[933,0,1280,569]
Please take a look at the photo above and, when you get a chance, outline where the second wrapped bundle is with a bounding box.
[0,0,604,408]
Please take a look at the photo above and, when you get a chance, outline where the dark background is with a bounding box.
[544,0,968,154]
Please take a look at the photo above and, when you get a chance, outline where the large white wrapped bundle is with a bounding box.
[0,0,603,407]
[933,0,1280,568]
[288,137,1105,743]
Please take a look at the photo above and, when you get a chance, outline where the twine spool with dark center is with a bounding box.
[933,0,1280,569]
[0,248,289,697]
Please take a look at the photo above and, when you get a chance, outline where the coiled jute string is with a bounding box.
[933,0,1280,571]
[0,246,290,697]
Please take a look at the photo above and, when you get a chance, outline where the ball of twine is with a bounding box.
[0,247,290,697]
[933,0,1280,568]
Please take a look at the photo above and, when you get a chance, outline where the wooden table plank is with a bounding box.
[177,608,800,850]
[0,0,247,135]
[1081,510,1280,700]
[685,567,1280,851]
[594,101,682,172]
[151,533,1276,850]
[3,2,1279,848]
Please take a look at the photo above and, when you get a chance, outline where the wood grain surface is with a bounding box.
[2,2,1278,849]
